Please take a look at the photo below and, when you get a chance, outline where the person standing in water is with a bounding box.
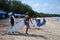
[24,12,31,34]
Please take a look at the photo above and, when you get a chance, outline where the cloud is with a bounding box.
[31,2,49,8]
[31,3,52,12]
[42,3,49,7]
[56,6,60,9]
[49,7,53,10]
[31,3,40,8]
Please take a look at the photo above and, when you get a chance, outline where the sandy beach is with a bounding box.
[0,17,60,40]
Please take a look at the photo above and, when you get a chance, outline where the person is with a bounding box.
[37,19,41,27]
[7,12,16,34]
[42,18,46,25]
[43,18,46,23]
[24,12,31,34]
[10,13,15,26]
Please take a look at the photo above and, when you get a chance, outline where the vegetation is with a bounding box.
[0,0,60,17]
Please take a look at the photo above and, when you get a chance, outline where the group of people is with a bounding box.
[8,12,46,34]
[36,18,46,26]
[8,12,31,34]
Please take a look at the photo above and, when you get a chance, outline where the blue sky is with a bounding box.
[17,0,60,14]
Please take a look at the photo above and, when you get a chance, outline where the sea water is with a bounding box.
[54,17,60,22]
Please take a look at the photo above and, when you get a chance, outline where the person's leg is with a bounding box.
[11,22,14,34]
[26,26,29,34]
[26,21,29,34]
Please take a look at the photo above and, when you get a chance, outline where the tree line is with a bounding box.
[0,0,60,17]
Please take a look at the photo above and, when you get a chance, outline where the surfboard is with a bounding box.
[7,18,25,34]
[29,20,37,28]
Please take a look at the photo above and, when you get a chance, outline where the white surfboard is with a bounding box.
[32,20,37,26]
[29,20,37,28]
[7,18,25,34]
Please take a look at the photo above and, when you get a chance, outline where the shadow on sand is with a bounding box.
[7,32,47,40]
[30,28,44,30]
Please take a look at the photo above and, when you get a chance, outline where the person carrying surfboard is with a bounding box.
[24,12,32,34]
[7,12,16,34]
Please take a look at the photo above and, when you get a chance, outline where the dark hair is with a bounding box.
[43,18,46,22]
[11,12,14,15]
[38,19,41,22]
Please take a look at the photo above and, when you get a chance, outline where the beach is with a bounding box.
[0,17,60,40]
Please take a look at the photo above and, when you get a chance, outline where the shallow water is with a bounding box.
[54,17,60,22]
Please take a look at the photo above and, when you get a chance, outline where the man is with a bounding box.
[10,13,15,26]
[25,12,31,34]
[7,12,15,34]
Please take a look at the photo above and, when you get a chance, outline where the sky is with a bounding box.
[17,0,60,14]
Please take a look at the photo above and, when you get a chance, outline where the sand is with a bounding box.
[0,17,60,40]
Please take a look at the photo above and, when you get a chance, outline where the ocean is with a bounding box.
[54,17,60,22]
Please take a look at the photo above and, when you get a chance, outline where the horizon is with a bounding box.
[17,0,60,14]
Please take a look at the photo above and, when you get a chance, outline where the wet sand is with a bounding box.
[0,17,60,40]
